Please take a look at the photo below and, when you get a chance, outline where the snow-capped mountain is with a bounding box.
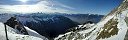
[0,12,103,40]
[14,13,103,39]
[0,14,48,40]
[17,13,104,24]
[61,14,104,24]
[16,14,78,38]
[55,0,128,40]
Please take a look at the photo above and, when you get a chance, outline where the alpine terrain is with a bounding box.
[0,13,103,40]
[55,0,128,40]
[0,14,48,40]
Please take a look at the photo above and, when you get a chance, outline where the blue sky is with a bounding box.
[0,0,123,15]
[55,0,123,15]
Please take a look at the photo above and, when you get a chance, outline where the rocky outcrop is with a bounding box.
[5,17,29,35]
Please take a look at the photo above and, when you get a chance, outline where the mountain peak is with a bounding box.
[55,0,128,40]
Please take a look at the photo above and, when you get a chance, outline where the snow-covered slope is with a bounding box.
[0,14,48,40]
[54,23,95,40]
[55,0,128,40]
[0,22,48,40]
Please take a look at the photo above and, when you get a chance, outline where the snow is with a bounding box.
[55,8,128,40]
[108,28,113,33]
[101,9,128,40]
[89,9,128,40]
[54,0,128,40]
[54,23,95,40]
[74,14,116,40]
[54,32,72,40]
[78,24,95,33]
[0,22,48,40]
[25,27,48,40]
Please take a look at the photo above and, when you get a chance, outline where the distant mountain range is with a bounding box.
[16,14,77,38]
[58,13,104,24]
[14,13,103,38]
[0,13,104,39]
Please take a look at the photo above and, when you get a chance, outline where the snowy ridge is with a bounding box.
[25,27,48,40]
[0,22,48,40]
[55,0,128,40]
[54,14,114,40]
[54,23,95,40]
[84,12,116,40]
[87,9,128,40]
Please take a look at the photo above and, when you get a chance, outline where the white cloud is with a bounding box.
[52,1,75,9]
[0,0,77,14]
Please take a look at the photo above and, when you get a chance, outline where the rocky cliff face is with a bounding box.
[55,0,128,40]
